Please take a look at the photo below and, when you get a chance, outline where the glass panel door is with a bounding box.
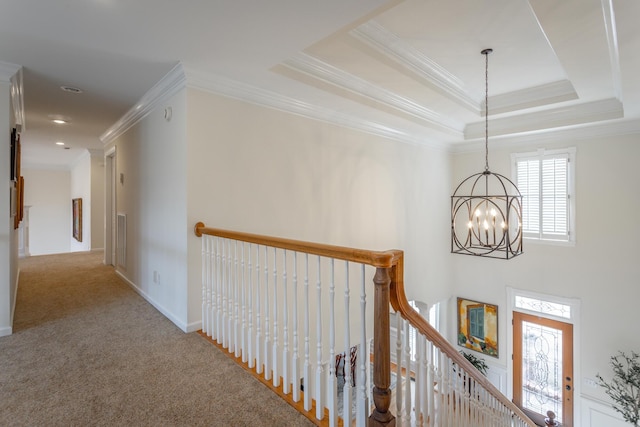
[513,312,573,426]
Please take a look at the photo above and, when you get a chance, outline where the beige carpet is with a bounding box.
[0,251,314,427]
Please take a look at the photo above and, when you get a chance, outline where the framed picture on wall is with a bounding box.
[72,198,82,242]
[10,128,16,180]
[457,297,499,358]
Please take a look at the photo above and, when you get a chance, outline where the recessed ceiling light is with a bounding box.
[60,85,83,94]
[52,119,67,124]
[56,141,65,146]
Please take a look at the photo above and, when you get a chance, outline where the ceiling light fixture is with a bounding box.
[55,141,65,146]
[451,48,523,260]
[52,119,67,124]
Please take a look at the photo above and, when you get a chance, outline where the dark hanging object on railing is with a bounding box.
[451,49,523,260]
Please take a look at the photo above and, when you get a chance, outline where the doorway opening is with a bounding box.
[104,147,116,267]
[507,288,580,427]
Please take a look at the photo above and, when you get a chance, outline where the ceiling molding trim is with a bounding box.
[485,80,578,115]
[184,67,449,150]
[351,21,479,113]
[10,67,25,131]
[601,0,622,100]
[283,52,463,136]
[100,63,186,144]
[0,60,20,82]
[465,98,623,139]
[453,117,640,153]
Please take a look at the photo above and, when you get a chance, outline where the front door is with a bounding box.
[513,311,573,426]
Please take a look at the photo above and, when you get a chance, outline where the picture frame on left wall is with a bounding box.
[10,181,17,217]
[72,198,82,242]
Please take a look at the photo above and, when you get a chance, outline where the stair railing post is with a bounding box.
[369,267,396,427]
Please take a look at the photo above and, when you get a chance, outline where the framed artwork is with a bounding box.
[72,198,82,242]
[457,297,498,358]
[10,128,16,180]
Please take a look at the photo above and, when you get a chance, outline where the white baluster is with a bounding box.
[327,259,337,427]
[356,264,368,427]
[234,241,240,358]
[427,340,435,427]
[303,253,311,411]
[414,333,423,424]
[315,255,324,421]
[221,239,228,348]
[292,251,300,402]
[241,242,247,362]
[395,313,403,427]
[264,246,271,380]
[420,335,428,426]
[216,238,223,344]
[227,239,234,354]
[342,261,353,426]
[255,245,263,374]
[282,250,290,394]
[272,247,280,387]
[201,236,207,334]
[247,243,254,368]
[402,320,412,427]
[209,237,216,339]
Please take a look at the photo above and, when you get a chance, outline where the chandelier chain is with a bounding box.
[484,49,490,172]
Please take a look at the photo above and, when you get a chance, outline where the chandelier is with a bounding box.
[451,49,523,259]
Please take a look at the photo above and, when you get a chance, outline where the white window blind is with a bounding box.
[513,148,575,243]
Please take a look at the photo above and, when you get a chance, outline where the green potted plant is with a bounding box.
[596,351,640,427]
[460,350,488,376]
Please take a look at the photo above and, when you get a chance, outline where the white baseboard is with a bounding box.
[115,271,189,333]
[0,326,12,337]
[11,268,20,328]
[186,321,202,333]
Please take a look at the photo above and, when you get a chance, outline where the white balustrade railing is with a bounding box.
[199,232,378,427]
[195,223,536,427]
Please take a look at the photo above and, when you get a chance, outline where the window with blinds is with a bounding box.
[512,148,575,243]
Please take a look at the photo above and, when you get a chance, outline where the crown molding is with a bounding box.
[453,116,640,153]
[184,66,451,150]
[0,60,20,82]
[282,52,463,136]
[350,21,479,113]
[10,67,25,131]
[100,62,186,144]
[485,80,578,115]
[465,97,623,139]
[0,61,25,130]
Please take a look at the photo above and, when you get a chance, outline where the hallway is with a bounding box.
[0,251,313,426]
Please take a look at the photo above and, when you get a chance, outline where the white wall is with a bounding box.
[451,132,640,425]
[22,168,71,255]
[0,80,14,336]
[104,90,189,331]
[185,88,453,329]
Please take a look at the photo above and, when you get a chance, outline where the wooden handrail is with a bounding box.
[388,258,537,427]
[195,222,403,268]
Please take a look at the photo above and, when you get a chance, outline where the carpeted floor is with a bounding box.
[0,251,314,426]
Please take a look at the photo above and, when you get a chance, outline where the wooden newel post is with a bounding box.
[369,267,396,427]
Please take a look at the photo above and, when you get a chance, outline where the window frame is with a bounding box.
[511,147,576,245]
